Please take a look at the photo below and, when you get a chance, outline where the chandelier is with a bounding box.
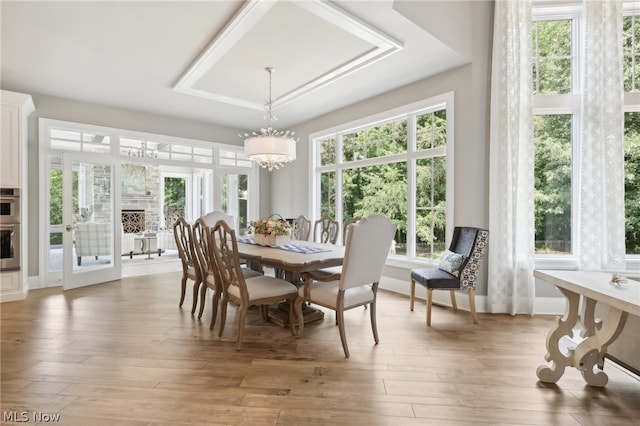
[243,67,297,171]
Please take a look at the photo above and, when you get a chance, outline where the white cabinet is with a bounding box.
[1,105,22,187]
[1,90,34,302]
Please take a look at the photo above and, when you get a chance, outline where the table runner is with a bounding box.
[237,238,331,254]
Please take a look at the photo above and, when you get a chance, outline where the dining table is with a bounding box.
[236,237,346,326]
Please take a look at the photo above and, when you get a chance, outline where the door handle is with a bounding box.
[65,225,75,232]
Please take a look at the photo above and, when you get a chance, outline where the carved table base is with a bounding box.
[537,287,629,387]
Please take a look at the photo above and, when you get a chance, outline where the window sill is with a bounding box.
[385,255,437,270]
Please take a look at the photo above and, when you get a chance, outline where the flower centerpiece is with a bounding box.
[249,215,292,247]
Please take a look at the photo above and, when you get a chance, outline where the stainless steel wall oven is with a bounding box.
[0,188,21,271]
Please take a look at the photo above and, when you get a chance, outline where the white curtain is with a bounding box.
[488,0,535,315]
[578,0,625,271]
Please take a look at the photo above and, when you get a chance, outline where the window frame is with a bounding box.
[309,92,454,268]
[533,2,640,269]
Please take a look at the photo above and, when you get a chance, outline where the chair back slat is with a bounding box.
[293,215,311,241]
[314,215,339,244]
[173,217,197,271]
[209,220,248,303]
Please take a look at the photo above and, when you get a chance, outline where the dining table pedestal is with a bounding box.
[268,301,324,327]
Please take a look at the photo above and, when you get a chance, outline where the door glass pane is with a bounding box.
[72,161,114,271]
[221,173,249,236]
[163,176,186,228]
[48,169,64,271]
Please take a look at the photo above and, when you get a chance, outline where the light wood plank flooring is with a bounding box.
[2,271,639,425]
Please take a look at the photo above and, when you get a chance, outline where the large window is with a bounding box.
[533,4,640,259]
[312,94,453,262]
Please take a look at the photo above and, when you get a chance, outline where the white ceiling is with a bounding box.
[0,0,468,131]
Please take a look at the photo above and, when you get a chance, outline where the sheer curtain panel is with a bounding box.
[488,0,535,315]
[578,0,625,271]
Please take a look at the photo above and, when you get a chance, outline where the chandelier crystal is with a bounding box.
[243,67,297,171]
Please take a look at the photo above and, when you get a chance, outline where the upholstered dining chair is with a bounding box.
[292,215,311,241]
[173,217,201,314]
[410,227,489,326]
[294,214,396,358]
[342,216,362,245]
[210,219,299,350]
[310,216,363,278]
[200,210,234,228]
[313,215,339,244]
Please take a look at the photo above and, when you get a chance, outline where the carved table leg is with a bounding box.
[536,288,580,384]
[537,288,630,387]
[572,302,628,387]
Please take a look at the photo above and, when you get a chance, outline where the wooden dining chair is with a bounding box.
[292,215,311,241]
[193,213,262,329]
[210,219,299,350]
[313,215,339,244]
[173,217,201,314]
[294,214,396,358]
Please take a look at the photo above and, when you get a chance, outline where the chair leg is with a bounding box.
[450,290,458,311]
[179,276,187,307]
[191,279,201,315]
[337,308,349,358]
[198,283,207,319]
[218,296,228,337]
[209,289,221,331]
[236,305,247,350]
[293,296,305,338]
[427,289,433,327]
[410,279,415,311]
[370,301,379,345]
[469,289,479,324]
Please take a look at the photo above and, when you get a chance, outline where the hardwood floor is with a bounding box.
[2,271,639,425]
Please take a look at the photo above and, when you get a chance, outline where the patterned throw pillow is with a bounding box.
[438,250,467,278]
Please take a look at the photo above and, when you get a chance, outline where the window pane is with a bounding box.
[342,162,406,254]
[417,109,446,150]
[534,115,572,254]
[320,137,336,166]
[624,16,640,92]
[342,120,406,162]
[416,157,446,259]
[532,19,572,95]
[320,171,336,218]
[625,112,640,254]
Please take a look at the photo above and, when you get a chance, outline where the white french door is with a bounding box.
[62,153,121,290]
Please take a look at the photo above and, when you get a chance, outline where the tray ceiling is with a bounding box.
[0,0,468,130]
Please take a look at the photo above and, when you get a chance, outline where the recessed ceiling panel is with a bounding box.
[174,0,402,110]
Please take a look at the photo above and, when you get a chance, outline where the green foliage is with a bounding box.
[49,170,78,225]
[164,177,186,208]
[532,19,572,95]
[534,115,572,253]
[625,112,640,254]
